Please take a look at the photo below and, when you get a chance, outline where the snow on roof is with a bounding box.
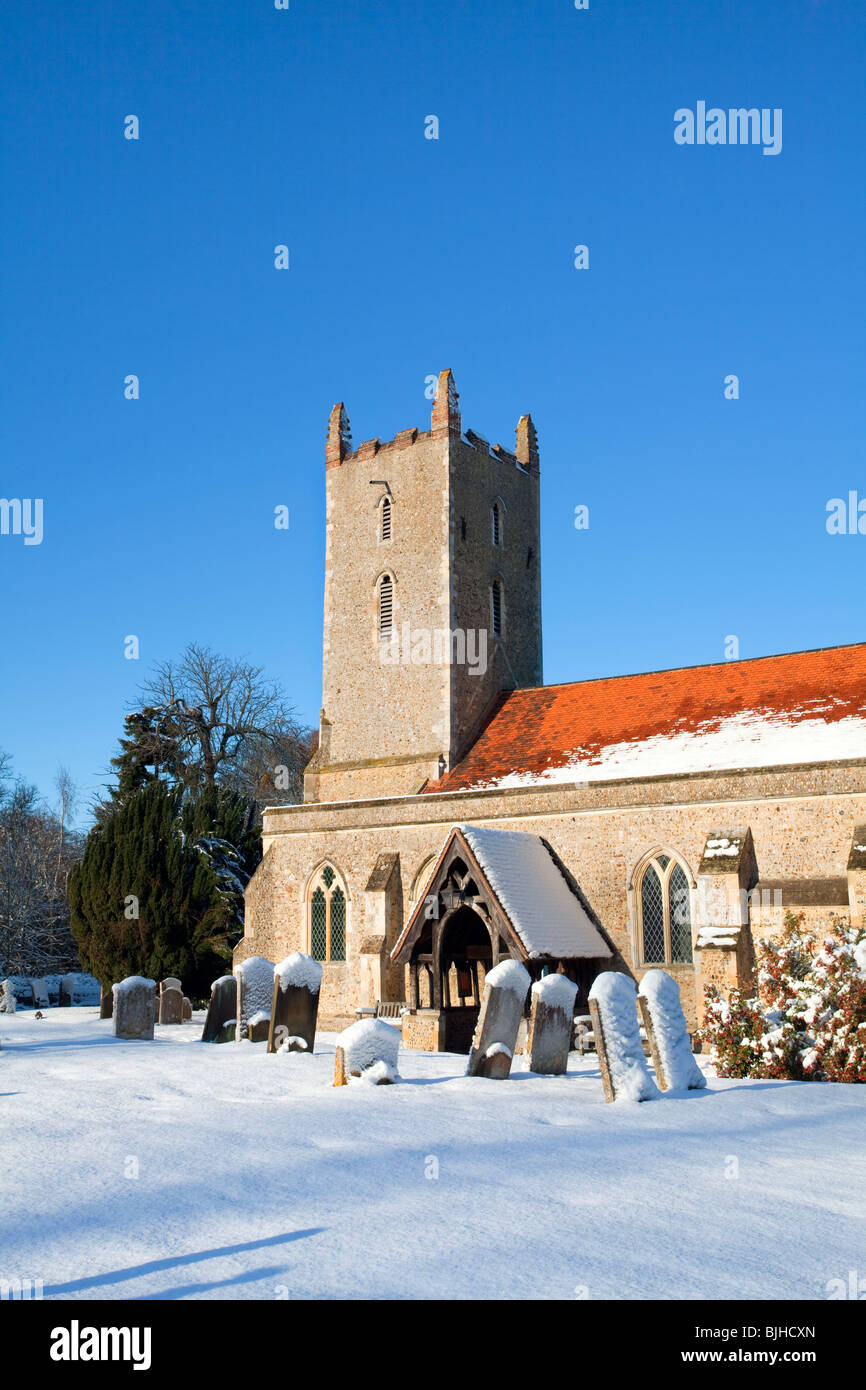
[461,825,612,960]
[429,643,866,793]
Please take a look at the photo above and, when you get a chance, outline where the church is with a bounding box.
[236,372,866,1045]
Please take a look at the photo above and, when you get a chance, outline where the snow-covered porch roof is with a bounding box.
[391,824,612,965]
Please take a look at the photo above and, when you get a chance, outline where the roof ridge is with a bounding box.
[508,639,866,698]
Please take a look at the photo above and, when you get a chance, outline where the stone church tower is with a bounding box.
[304,370,542,803]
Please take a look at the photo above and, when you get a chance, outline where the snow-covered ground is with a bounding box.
[2,1007,864,1301]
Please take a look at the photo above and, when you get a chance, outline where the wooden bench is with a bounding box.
[354,1000,408,1021]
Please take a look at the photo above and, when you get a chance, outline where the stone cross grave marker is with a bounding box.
[467,959,531,1079]
[112,977,156,1040]
[588,972,659,1103]
[527,972,578,1075]
[268,953,323,1054]
[201,975,237,1042]
[638,970,706,1092]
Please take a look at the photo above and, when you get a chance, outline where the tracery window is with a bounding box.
[636,852,693,965]
[308,863,346,962]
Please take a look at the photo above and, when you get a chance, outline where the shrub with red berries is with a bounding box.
[699,912,866,1083]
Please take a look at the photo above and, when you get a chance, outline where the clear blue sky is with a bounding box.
[1,0,864,821]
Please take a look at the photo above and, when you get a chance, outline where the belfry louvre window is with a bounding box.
[637,853,693,966]
[379,574,393,637]
[491,579,503,637]
[380,496,392,542]
[491,502,501,546]
[308,864,346,962]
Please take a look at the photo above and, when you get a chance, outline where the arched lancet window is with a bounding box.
[636,852,693,965]
[378,574,393,637]
[491,502,501,546]
[308,863,346,963]
[491,579,503,638]
[380,495,392,542]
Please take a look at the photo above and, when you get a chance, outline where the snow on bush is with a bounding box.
[234,956,274,1024]
[337,1017,401,1079]
[638,970,705,1090]
[275,953,322,994]
[485,959,531,999]
[700,913,866,1082]
[531,972,578,1012]
[0,979,17,1013]
[589,972,659,1102]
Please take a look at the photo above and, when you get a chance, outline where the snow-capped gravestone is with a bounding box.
[235,956,275,1041]
[268,953,322,1054]
[158,981,183,1025]
[588,972,659,1104]
[638,971,706,1092]
[30,978,50,1009]
[334,1017,400,1086]
[59,973,101,1007]
[201,975,237,1043]
[526,973,578,1075]
[467,959,531,1079]
[99,986,113,1019]
[182,996,192,1022]
[112,977,156,1041]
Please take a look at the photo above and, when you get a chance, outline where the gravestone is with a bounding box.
[467,959,531,1079]
[182,996,192,1022]
[234,956,274,1041]
[59,973,101,1007]
[99,987,113,1019]
[526,973,578,1075]
[638,970,706,1092]
[333,1017,400,1085]
[588,972,658,1103]
[30,979,50,1009]
[201,975,237,1043]
[158,983,183,1025]
[162,977,182,993]
[247,1011,271,1043]
[268,953,323,1054]
[112,977,156,1040]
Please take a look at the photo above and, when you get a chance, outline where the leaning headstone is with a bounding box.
[182,996,192,1022]
[112,977,156,1040]
[268,953,323,1054]
[30,979,50,1009]
[99,987,114,1020]
[526,973,578,1075]
[467,959,531,1079]
[158,984,183,1028]
[638,970,706,1092]
[235,956,275,1041]
[0,980,17,1014]
[588,972,659,1103]
[201,975,237,1043]
[334,1017,400,1085]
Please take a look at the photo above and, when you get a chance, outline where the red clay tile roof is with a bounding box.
[429,643,866,793]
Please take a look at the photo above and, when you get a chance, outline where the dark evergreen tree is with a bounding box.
[68,780,260,997]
